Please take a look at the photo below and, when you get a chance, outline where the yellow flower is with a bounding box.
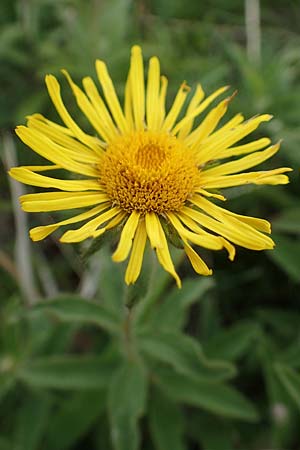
[10,46,291,287]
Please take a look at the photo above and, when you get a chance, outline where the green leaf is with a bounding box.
[204,321,261,361]
[274,363,300,411]
[138,330,236,381]
[148,388,186,450]
[14,391,51,450]
[18,352,118,390]
[108,360,148,450]
[30,295,121,334]
[145,278,214,331]
[155,367,259,421]
[45,391,106,450]
[267,234,300,283]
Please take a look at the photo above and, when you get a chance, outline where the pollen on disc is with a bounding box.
[99,131,200,214]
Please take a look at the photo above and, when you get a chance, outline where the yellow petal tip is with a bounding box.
[131,45,142,54]
[176,277,182,289]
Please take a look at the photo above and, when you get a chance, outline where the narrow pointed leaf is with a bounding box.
[14,391,51,450]
[155,367,258,421]
[146,278,214,330]
[138,330,236,381]
[19,353,118,390]
[30,295,121,334]
[108,360,148,450]
[148,388,186,450]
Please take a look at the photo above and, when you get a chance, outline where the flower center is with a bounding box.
[99,131,200,214]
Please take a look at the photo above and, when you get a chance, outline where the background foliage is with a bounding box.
[1,1,300,449]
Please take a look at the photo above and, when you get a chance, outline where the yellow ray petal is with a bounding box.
[82,76,120,142]
[123,71,134,130]
[162,82,190,132]
[197,114,273,165]
[16,126,98,178]
[155,218,181,288]
[183,240,213,276]
[145,212,163,249]
[105,211,127,230]
[254,173,291,185]
[45,75,101,151]
[185,94,234,148]
[195,188,226,201]
[191,195,271,233]
[210,113,244,137]
[62,70,116,143]
[27,114,101,162]
[29,203,109,241]
[158,75,168,126]
[95,60,129,134]
[10,168,102,192]
[177,212,235,260]
[22,164,61,172]
[172,85,229,135]
[130,45,145,131]
[219,237,236,261]
[202,142,281,177]
[88,228,106,239]
[112,211,141,262]
[125,219,147,285]
[146,56,160,131]
[28,113,74,136]
[201,167,292,189]
[182,206,274,251]
[60,207,120,243]
[20,192,109,212]
[178,84,205,139]
[92,211,127,237]
[167,212,224,251]
[221,137,271,158]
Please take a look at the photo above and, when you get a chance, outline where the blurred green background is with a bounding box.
[1,1,300,449]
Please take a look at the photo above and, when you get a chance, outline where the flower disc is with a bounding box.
[100,131,200,214]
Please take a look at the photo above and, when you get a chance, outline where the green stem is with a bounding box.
[122,305,134,360]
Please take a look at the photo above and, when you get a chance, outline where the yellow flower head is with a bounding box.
[10,46,291,287]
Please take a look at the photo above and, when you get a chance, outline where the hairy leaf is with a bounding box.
[138,330,236,381]
[155,367,258,421]
[30,295,121,334]
[19,353,118,390]
[144,278,214,330]
[148,388,186,450]
[108,360,148,450]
